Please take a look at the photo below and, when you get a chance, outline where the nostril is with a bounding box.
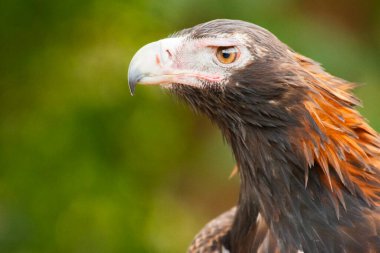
[159,38,179,63]
[160,48,173,64]
[166,49,172,59]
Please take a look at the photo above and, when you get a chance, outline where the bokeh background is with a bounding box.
[1,0,379,252]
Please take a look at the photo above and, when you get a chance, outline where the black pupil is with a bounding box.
[222,52,231,59]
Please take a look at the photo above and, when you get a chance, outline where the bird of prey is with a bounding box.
[128,19,380,252]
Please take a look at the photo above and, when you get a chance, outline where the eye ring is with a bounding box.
[216,46,239,64]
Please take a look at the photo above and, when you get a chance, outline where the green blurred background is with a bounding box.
[0,0,379,252]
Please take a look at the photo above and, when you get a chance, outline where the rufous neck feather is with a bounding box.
[293,53,380,206]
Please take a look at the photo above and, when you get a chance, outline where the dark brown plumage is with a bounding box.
[128,19,380,253]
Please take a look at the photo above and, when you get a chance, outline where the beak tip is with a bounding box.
[128,67,141,96]
[128,81,136,96]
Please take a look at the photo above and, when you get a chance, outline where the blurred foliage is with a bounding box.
[0,0,379,252]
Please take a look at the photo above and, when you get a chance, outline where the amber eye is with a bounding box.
[216,47,239,64]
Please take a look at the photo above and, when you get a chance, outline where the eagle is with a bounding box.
[128,19,380,253]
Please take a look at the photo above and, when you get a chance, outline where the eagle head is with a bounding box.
[128,19,310,129]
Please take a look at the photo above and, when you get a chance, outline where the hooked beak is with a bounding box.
[128,38,184,95]
[128,37,224,95]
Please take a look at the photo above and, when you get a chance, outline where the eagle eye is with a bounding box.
[216,47,239,64]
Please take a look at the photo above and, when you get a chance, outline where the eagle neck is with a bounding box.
[223,124,355,252]
[226,125,305,251]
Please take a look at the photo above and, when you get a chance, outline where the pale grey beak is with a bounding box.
[127,38,183,95]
